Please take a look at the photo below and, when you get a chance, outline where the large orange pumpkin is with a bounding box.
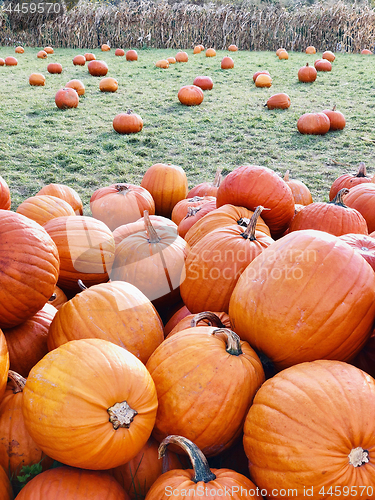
[228,44,238,51]
[44,46,53,54]
[216,165,295,238]
[180,207,274,313]
[178,85,204,106]
[0,371,50,476]
[244,360,375,499]
[278,49,288,59]
[329,162,372,200]
[141,163,188,218]
[16,195,75,226]
[37,51,47,59]
[23,338,158,470]
[146,327,264,456]
[15,466,129,499]
[255,74,272,87]
[15,46,24,54]
[113,111,143,134]
[205,48,216,57]
[113,215,177,248]
[145,435,260,500]
[297,112,330,135]
[36,183,83,215]
[4,303,57,377]
[0,211,59,328]
[43,215,115,291]
[0,176,11,210]
[344,183,375,233]
[265,93,291,109]
[47,281,164,364]
[90,183,155,231]
[101,43,111,51]
[55,88,79,109]
[0,466,13,500]
[0,330,9,401]
[155,59,169,69]
[187,168,222,197]
[252,70,270,82]
[88,60,108,76]
[229,229,375,369]
[322,105,346,130]
[283,170,313,205]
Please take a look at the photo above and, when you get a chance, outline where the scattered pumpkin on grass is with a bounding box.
[113,110,143,134]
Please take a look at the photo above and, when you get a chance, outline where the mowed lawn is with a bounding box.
[1,46,375,212]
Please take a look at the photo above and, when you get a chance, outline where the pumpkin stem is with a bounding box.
[143,210,161,244]
[186,206,201,219]
[283,170,290,182]
[78,279,87,291]
[241,206,265,241]
[356,162,367,177]
[115,184,130,194]
[212,168,222,188]
[190,312,227,328]
[348,447,369,467]
[188,196,204,202]
[158,435,216,483]
[329,188,349,207]
[212,328,243,356]
[306,63,309,66]
[332,105,336,111]
[107,401,138,430]
[126,109,133,115]
[7,370,26,394]
[48,293,57,302]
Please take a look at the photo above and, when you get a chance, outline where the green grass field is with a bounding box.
[1,46,375,212]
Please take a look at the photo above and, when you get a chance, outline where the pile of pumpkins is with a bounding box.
[1,159,375,499]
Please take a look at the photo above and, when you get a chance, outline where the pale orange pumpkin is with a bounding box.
[65,79,85,96]
[36,183,83,215]
[205,48,216,57]
[255,74,272,87]
[221,56,234,69]
[305,45,316,54]
[228,44,238,51]
[99,77,118,92]
[155,59,169,69]
[16,195,75,226]
[29,73,45,86]
[113,215,177,248]
[175,51,188,63]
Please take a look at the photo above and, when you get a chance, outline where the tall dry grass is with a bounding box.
[1,0,375,52]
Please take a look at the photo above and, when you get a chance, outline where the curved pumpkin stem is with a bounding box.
[356,162,367,178]
[283,170,290,182]
[241,206,265,241]
[158,435,216,483]
[332,105,337,111]
[212,328,243,356]
[48,293,57,302]
[8,370,26,394]
[329,188,349,207]
[212,168,222,188]
[78,279,88,291]
[190,312,226,328]
[144,210,161,244]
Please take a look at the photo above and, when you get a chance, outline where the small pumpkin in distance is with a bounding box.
[198,44,204,50]
[176,51,188,63]
[84,52,96,61]
[126,50,138,61]
[73,54,86,65]
[305,45,316,54]
[314,58,332,71]
[178,85,204,106]
[65,79,85,96]
[5,56,17,66]
[167,57,176,64]
[297,112,330,135]
[322,50,335,62]
[276,47,285,56]
[252,70,270,82]
[361,49,372,54]
[37,50,47,59]
[55,87,79,109]
[0,59,4,66]
[29,73,45,86]
[15,46,24,53]
[101,43,110,51]
[322,105,346,130]
[255,73,272,87]
[113,110,143,134]
[192,75,213,90]
[44,46,54,54]
[115,48,125,56]
[88,60,108,76]
[155,59,169,69]
[99,77,118,92]
[193,46,201,54]
[329,162,372,201]
[298,62,317,82]
[265,93,290,110]
[228,44,238,51]
[221,56,234,69]
[47,63,62,74]
[206,48,216,57]
[278,50,289,59]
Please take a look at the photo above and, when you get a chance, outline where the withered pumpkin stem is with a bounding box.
[186,206,201,219]
[241,206,265,241]
[107,401,138,430]
[143,210,161,244]
[356,162,367,177]
[115,184,130,194]
[190,312,226,328]
[78,279,88,291]
[348,447,369,467]
[8,370,26,394]
[283,170,290,182]
[329,188,349,207]
[332,105,337,111]
[212,328,243,356]
[188,196,204,202]
[158,435,216,483]
[213,167,222,188]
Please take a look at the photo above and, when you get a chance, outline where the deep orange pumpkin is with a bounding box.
[177,199,217,238]
[115,48,125,57]
[265,93,291,109]
[187,168,221,197]
[329,162,372,200]
[0,466,12,500]
[65,79,85,96]
[221,56,234,69]
[297,62,317,82]
[216,165,295,238]
[344,183,375,233]
[126,50,138,61]
[229,230,375,369]
[178,85,204,106]
[37,50,47,59]
[192,75,213,90]
[99,77,118,92]
[47,281,164,364]
[252,70,270,82]
[314,58,332,71]
[84,52,96,61]
[101,43,110,51]
[23,338,158,469]
[16,194,75,226]
[73,55,86,65]
[113,110,143,134]
[88,60,108,76]
[283,170,313,205]
[90,182,155,230]
[36,183,83,215]
[0,176,11,210]
[322,50,335,62]
[5,56,17,66]
[171,195,216,225]
[29,73,45,86]
[55,88,79,109]
[47,63,62,74]
[44,46,53,54]
[322,105,346,130]
[0,330,9,401]
[297,112,330,134]
[205,48,216,57]
[141,163,188,218]
[0,211,59,328]
[244,360,375,499]
[0,58,4,66]
[275,47,285,56]
[176,51,188,62]
[146,327,265,456]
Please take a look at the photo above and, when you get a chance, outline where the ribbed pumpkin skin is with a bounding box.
[178,85,204,106]
[141,164,188,218]
[171,196,216,225]
[343,183,375,233]
[4,303,57,377]
[178,199,217,238]
[0,373,49,476]
[288,200,368,236]
[43,215,115,291]
[146,327,265,456]
[15,467,129,500]
[0,331,9,401]
[229,230,375,369]
[184,204,270,248]
[339,233,375,271]
[329,164,372,201]
[298,63,317,82]
[180,225,274,313]
[23,339,158,470]
[167,311,231,337]
[283,172,313,205]
[193,76,213,90]
[244,360,375,499]
[314,58,332,71]
[0,466,13,500]
[266,93,290,109]
[0,176,11,210]
[0,211,59,328]
[90,183,155,231]
[216,166,295,238]
[297,112,330,134]
[47,281,164,364]
[112,436,185,499]
[16,195,75,226]
[36,183,83,215]
[113,216,177,248]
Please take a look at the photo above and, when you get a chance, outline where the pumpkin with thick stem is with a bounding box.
[90,183,155,231]
[16,195,75,226]
[181,207,274,313]
[0,330,9,401]
[0,211,59,329]
[283,170,313,205]
[145,436,259,500]
[336,183,375,233]
[329,162,372,200]
[229,229,375,370]
[216,165,295,238]
[339,233,375,271]
[167,311,231,338]
[110,211,187,308]
[47,281,164,364]
[0,176,11,210]
[0,466,12,500]
[177,200,217,238]
[146,327,265,456]
[187,168,222,197]
[171,195,216,225]
[184,204,270,248]
[0,371,51,475]
[36,183,83,215]
[113,215,177,248]
[244,360,375,499]
[4,303,57,377]
[15,466,129,499]
[288,188,368,236]
[23,338,158,470]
